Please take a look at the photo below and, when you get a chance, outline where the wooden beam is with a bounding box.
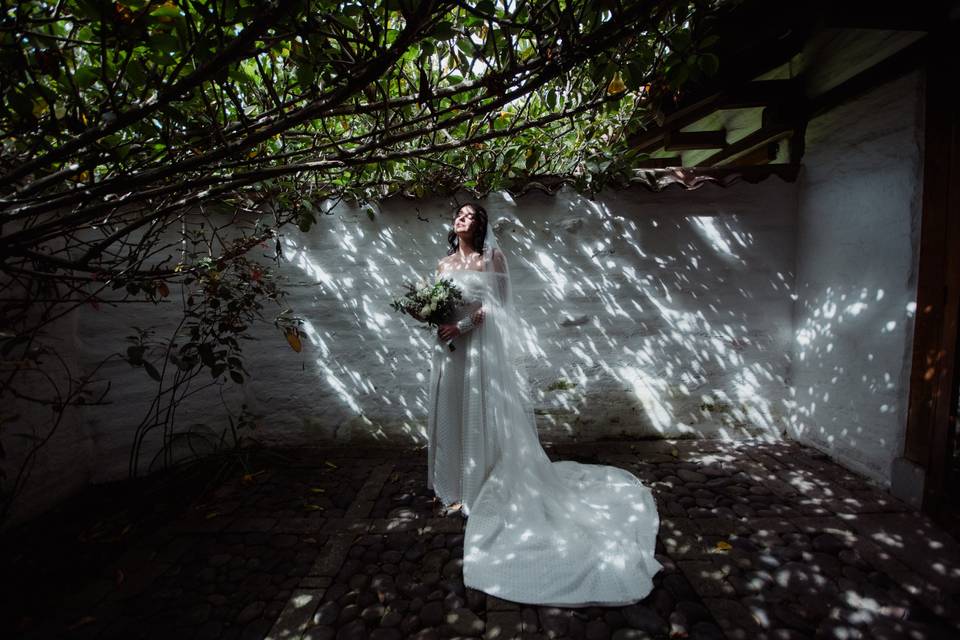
[696,124,792,167]
[824,3,939,30]
[734,141,779,166]
[691,37,927,169]
[629,36,926,161]
[809,36,929,120]
[664,130,727,151]
[720,79,803,109]
[627,79,801,154]
[627,93,724,154]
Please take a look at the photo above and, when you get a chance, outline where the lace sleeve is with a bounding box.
[456,314,477,334]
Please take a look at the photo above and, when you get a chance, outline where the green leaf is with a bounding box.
[700,34,721,49]
[457,39,475,57]
[7,90,35,119]
[432,21,457,39]
[125,60,147,85]
[74,66,98,89]
[150,4,181,18]
[143,361,162,381]
[670,30,691,51]
[698,53,720,76]
[149,33,181,52]
[295,64,315,88]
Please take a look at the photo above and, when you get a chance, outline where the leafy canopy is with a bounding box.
[2,0,724,239]
[0,0,725,519]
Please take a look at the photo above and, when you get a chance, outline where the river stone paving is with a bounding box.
[2,439,960,640]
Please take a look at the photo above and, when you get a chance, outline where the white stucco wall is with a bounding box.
[789,69,925,485]
[53,179,797,485]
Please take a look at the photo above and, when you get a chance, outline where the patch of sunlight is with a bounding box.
[691,216,741,260]
[618,366,671,433]
[300,318,361,413]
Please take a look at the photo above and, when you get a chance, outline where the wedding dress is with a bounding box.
[425,221,662,607]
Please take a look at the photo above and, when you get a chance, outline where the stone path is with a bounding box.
[3,439,960,639]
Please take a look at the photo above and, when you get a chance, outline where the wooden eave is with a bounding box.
[628,2,933,172]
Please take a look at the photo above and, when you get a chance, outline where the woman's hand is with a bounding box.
[437,307,485,342]
[438,323,460,341]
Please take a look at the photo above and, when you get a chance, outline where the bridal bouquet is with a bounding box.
[390,277,464,351]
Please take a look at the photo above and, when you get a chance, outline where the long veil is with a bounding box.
[463,219,663,607]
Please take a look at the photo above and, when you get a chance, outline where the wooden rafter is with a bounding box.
[808,36,929,120]
[696,124,792,167]
[631,34,929,170]
[627,80,800,154]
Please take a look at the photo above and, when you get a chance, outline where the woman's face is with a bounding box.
[453,206,478,235]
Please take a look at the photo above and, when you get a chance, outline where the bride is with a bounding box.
[407,202,662,607]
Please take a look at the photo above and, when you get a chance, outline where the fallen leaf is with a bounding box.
[715,541,732,551]
[285,329,302,352]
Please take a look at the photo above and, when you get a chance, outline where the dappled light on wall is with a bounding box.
[789,282,918,482]
[258,183,796,446]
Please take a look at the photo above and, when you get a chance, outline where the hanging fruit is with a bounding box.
[607,71,626,95]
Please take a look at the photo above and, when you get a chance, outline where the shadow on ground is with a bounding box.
[2,439,959,640]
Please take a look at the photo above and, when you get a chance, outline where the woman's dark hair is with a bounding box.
[446,202,488,256]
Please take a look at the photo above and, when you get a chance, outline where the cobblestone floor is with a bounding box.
[3,439,960,640]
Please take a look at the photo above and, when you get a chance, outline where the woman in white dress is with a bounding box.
[408,202,662,607]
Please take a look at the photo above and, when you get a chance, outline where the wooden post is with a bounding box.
[902,23,960,516]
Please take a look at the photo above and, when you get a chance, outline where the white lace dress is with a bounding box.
[426,269,494,510]
[426,268,662,607]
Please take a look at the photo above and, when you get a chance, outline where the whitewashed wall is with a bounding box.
[70,181,798,480]
[3,175,801,528]
[789,69,925,485]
